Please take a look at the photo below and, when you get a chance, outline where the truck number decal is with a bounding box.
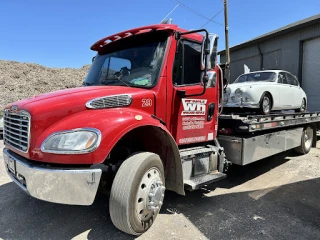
[181,99,207,116]
[142,99,152,107]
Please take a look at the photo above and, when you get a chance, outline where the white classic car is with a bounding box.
[223,70,307,115]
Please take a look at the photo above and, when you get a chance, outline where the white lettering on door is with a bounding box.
[181,99,207,116]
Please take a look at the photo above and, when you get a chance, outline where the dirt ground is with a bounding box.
[0,139,319,240]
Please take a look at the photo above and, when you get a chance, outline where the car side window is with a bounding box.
[173,40,202,86]
[287,73,299,86]
[278,72,288,84]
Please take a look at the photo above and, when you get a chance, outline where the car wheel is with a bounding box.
[109,152,165,235]
[260,94,272,115]
[297,98,307,112]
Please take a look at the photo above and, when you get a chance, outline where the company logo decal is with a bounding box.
[181,99,207,116]
[11,105,18,112]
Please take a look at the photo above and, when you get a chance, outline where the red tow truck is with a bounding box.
[2,12,320,236]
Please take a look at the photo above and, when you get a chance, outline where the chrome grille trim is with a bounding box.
[3,109,31,153]
[86,94,132,109]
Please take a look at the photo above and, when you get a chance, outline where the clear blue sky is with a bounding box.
[1,0,319,68]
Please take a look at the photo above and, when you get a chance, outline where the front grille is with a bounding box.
[86,94,132,109]
[3,109,31,153]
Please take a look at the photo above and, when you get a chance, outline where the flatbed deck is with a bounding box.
[219,112,320,133]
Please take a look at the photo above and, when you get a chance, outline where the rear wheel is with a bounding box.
[260,93,272,115]
[109,152,165,235]
[294,126,314,154]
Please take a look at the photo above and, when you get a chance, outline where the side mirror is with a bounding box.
[200,36,210,71]
[201,34,218,71]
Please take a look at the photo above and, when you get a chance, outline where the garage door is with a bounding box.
[302,37,320,111]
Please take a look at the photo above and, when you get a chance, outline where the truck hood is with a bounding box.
[4,86,155,159]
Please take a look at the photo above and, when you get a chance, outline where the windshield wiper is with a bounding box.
[100,79,131,87]
[114,77,130,87]
[82,81,92,86]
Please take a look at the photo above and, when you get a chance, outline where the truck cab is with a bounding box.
[3,24,226,235]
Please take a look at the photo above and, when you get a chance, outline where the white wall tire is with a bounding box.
[109,152,165,235]
[260,93,272,115]
[298,98,307,112]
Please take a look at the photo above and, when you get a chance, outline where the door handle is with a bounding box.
[207,103,215,121]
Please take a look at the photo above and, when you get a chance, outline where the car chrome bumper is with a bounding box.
[3,148,102,206]
[223,101,259,108]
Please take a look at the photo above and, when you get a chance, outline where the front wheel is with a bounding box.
[296,98,307,112]
[260,94,272,115]
[109,152,165,235]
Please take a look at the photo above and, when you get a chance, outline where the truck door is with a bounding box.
[169,38,219,145]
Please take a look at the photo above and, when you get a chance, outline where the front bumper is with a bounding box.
[223,101,259,108]
[3,148,102,205]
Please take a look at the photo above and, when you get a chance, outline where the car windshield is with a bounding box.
[83,32,168,88]
[234,72,276,83]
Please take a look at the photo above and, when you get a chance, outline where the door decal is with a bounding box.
[181,99,207,116]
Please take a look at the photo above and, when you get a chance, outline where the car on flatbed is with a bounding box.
[223,70,307,114]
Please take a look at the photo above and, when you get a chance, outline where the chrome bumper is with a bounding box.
[3,148,102,205]
[223,101,259,108]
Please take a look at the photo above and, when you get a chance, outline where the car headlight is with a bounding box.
[41,128,101,154]
[235,88,243,96]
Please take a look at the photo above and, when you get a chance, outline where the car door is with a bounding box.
[277,72,293,109]
[286,72,303,108]
[169,39,219,145]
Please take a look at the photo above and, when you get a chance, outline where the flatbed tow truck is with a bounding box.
[2,1,320,236]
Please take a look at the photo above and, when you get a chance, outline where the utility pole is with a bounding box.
[223,0,230,84]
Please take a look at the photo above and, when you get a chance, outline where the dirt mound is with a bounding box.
[0,60,91,108]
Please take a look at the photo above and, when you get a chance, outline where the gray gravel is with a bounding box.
[0,140,319,240]
[0,60,90,109]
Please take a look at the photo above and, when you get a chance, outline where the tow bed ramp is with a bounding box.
[218,112,320,166]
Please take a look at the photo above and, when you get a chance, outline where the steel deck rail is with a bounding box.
[219,112,320,133]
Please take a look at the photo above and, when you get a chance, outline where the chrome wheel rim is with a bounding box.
[135,167,165,223]
[304,127,313,150]
[263,96,271,114]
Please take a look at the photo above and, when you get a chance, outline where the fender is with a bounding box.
[33,109,185,195]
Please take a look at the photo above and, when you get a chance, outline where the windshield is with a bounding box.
[84,32,168,88]
[234,72,276,83]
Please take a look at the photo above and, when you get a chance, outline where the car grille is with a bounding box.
[3,109,31,153]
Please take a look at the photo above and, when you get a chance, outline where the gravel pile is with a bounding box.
[0,60,91,109]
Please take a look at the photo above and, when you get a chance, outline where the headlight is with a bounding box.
[235,88,243,96]
[41,128,101,154]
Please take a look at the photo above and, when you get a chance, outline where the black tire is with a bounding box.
[109,152,165,235]
[297,98,307,112]
[294,126,314,154]
[260,93,272,115]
